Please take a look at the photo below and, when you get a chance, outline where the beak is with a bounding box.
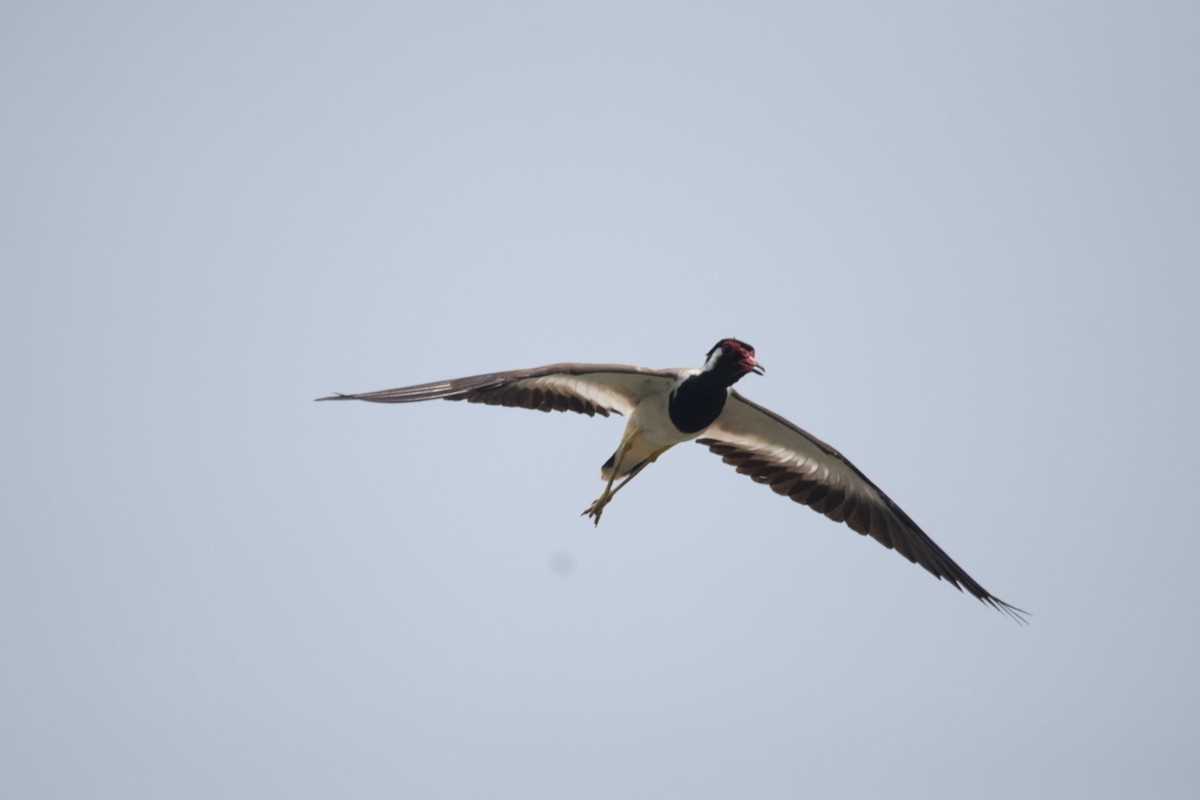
[751,362,766,375]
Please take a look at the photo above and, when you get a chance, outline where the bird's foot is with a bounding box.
[582,494,611,526]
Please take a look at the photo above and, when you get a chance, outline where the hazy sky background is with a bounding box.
[3,2,1198,798]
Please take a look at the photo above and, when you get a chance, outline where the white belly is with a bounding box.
[602,391,709,478]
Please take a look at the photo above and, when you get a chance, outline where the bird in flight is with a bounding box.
[319,339,1025,621]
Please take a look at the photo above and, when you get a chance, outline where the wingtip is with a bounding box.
[987,597,1031,626]
[315,392,353,402]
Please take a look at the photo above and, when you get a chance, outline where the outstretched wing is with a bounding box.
[699,391,1026,622]
[317,363,679,418]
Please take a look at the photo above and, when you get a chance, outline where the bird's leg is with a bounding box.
[582,432,638,525]
[583,443,668,525]
[603,459,651,498]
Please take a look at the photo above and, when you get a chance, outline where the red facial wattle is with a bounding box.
[727,343,763,375]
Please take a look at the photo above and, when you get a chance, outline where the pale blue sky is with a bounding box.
[3,2,1198,798]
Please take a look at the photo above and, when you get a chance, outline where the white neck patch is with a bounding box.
[702,348,725,373]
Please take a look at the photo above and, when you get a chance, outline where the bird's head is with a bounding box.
[704,338,765,381]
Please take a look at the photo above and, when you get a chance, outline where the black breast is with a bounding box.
[668,374,729,434]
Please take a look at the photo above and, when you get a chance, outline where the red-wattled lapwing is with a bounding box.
[319,339,1026,621]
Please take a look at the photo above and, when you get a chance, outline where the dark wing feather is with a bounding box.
[700,391,1027,622]
[317,363,678,418]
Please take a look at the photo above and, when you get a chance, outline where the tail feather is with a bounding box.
[600,451,651,481]
[600,451,619,481]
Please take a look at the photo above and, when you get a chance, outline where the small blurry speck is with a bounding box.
[550,552,575,576]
